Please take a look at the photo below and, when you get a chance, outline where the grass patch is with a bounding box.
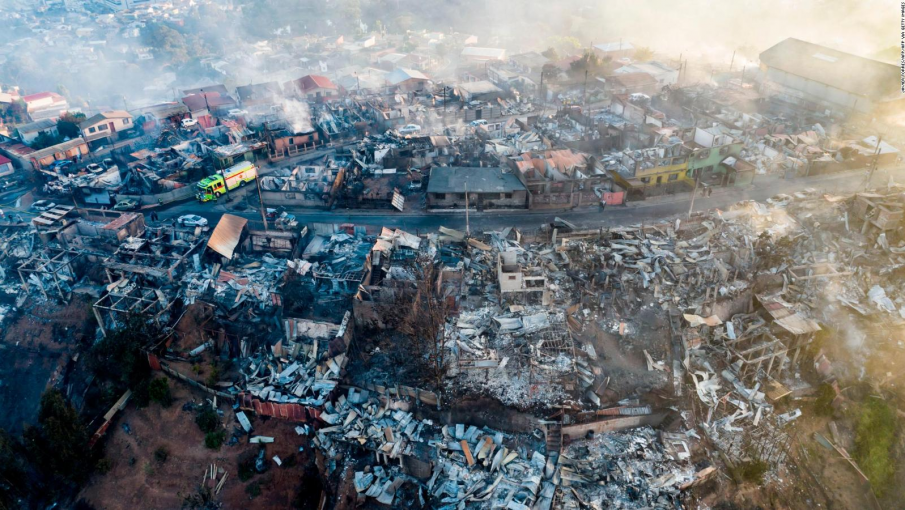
[729,458,769,484]
[854,397,897,496]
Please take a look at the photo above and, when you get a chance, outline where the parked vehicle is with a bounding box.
[31,200,57,212]
[181,118,198,128]
[102,158,115,169]
[398,124,421,135]
[87,163,104,174]
[408,179,423,191]
[177,214,208,227]
[469,119,488,127]
[196,161,258,202]
[113,199,139,211]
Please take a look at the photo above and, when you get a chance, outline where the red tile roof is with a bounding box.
[295,74,337,92]
[0,155,11,165]
[22,92,63,103]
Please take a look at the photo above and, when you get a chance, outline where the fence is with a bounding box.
[115,185,195,206]
[158,361,236,402]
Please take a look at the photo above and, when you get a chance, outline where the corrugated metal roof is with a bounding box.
[207,214,248,259]
[774,314,821,335]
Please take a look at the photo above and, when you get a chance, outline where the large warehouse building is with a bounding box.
[758,38,904,117]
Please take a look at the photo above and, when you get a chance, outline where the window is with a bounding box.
[458,193,466,200]
[656,175,663,184]
[98,124,108,131]
[288,138,295,145]
[640,177,650,184]
[503,193,512,199]
[88,127,96,133]
[123,118,131,124]
[435,193,446,199]
[668,173,678,181]
[508,275,517,280]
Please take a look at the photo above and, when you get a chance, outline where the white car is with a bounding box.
[181,118,198,128]
[86,163,104,174]
[398,124,421,135]
[31,200,57,212]
[227,109,247,117]
[469,119,488,127]
[177,214,208,227]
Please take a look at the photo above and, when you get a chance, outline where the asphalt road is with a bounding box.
[154,165,905,232]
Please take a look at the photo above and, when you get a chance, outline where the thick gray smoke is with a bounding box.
[281,98,314,134]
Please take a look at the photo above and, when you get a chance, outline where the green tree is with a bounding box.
[57,112,86,139]
[88,314,158,391]
[30,132,62,150]
[541,47,559,61]
[142,23,190,65]
[633,46,654,62]
[148,378,173,407]
[341,0,361,25]
[22,390,92,487]
[569,50,605,79]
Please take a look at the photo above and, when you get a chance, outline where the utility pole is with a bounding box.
[582,69,588,122]
[688,172,700,218]
[865,134,883,190]
[539,70,546,118]
[255,168,269,230]
[729,50,735,72]
[464,182,470,236]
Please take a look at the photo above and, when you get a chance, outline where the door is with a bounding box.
[109,122,116,133]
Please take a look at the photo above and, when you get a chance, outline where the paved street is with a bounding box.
[154,165,905,232]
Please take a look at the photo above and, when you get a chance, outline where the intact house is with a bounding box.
[604,72,660,96]
[385,68,431,93]
[456,80,506,102]
[508,149,625,209]
[460,47,507,64]
[286,75,339,102]
[79,111,134,149]
[608,141,692,197]
[593,41,635,61]
[426,166,528,210]
[0,155,14,178]
[26,137,89,170]
[15,118,59,145]
[236,82,282,108]
[680,127,749,187]
[758,37,905,118]
[22,92,69,120]
[614,61,679,88]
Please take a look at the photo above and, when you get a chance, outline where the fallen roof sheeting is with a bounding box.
[207,214,248,259]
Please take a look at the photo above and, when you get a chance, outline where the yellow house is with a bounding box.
[610,145,690,191]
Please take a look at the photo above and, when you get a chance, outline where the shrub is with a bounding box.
[95,458,112,474]
[205,366,221,388]
[195,407,219,434]
[154,446,169,463]
[148,378,173,407]
[245,481,261,499]
[204,431,226,450]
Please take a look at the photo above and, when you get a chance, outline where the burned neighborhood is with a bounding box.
[0,1,904,509]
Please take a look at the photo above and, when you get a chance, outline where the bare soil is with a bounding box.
[79,382,319,510]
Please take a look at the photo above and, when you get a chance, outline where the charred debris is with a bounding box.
[4,184,905,507]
